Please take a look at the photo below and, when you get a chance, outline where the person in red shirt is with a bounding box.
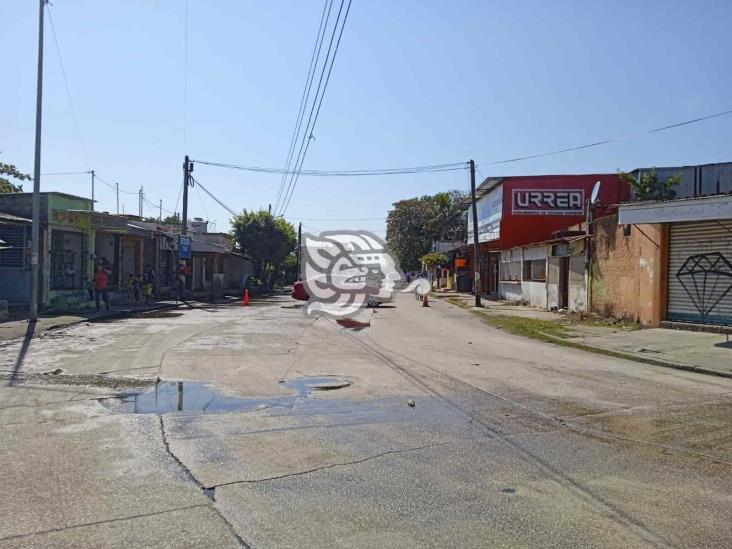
[94,264,111,312]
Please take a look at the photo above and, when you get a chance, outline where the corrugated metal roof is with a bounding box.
[0,212,32,224]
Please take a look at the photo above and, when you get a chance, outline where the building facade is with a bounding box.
[0,196,252,311]
[464,173,629,305]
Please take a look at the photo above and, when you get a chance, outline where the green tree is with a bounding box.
[0,161,31,194]
[231,210,297,288]
[420,252,447,269]
[143,214,181,226]
[386,190,467,272]
[386,196,434,272]
[426,190,467,241]
[619,168,681,201]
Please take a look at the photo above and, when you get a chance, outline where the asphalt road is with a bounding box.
[0,293,730,548]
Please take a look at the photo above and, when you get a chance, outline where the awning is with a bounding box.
[618,194,732,225]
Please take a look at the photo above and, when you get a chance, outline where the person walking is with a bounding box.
[142,268,154,305]
[94,264,111,312]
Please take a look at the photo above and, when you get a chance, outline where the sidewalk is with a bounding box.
[435,290,732,378]
[0,301,182,342]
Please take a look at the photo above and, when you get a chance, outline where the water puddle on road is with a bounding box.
[101,376,351,415]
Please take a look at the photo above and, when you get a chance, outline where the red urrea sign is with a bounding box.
[512,189,585,215]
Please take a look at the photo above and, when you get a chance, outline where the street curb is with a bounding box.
[535,331,732,379]
[441,297,732,380]
[32,303,183,339]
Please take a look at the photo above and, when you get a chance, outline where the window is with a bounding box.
[523,259,546,281]
[0,225,28,269]
[500,261,521,281]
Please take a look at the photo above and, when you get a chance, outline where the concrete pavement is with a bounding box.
[0,293,730,547]
[0,300,184,342]
[441,291,732,378]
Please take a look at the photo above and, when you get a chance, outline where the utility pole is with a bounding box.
[159,199,162,221]
[178,156,192,296]
[90,170,95,211]
[469,159,481,308]
[182,155,191,235]
[296,222,302,279]
[138,186,143,218]
[29,0,47,321]
[115,182,119,214]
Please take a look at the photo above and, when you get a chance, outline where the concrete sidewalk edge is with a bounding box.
[6,302,182,342]
[439,297,732,380]
[536,331,732,379]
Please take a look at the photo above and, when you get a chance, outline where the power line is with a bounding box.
[194,107,732,179]
[481,108,732,167]
[47,5,89,170]
[41,171,90,176]
[194,182,209,219]
[143,196,175,216]
[279,0,353,217]
[288,216,386,221]
[183,0,189,153]
[193,159,467,176]
[174,180,184,214]
[94,174,137,194]
[275,0,333,214]
[191,177,238,217]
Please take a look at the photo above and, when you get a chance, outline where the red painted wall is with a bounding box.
[499,174,629,250]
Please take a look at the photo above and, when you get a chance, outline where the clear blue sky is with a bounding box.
[3,1,731,236]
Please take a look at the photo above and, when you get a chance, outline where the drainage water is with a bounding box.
[103,376,351,415]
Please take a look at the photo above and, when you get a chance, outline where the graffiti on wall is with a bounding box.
[51,209,89,229]
[676,252,732,317]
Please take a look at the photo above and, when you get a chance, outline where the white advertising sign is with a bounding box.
[468,186,502,244]
[619,195,732,225]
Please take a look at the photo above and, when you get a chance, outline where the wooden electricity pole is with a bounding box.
[469,159,481,307]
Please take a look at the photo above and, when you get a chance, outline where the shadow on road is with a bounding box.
[9,320,36,386]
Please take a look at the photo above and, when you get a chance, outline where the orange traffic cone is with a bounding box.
[422,292,429,307]
[243,289,250,306]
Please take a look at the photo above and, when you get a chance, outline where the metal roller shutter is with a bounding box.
[668,221,732,325]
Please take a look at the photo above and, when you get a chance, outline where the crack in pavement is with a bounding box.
[0,504,209,542]
[158,416,251,548]
[207,439,461,489]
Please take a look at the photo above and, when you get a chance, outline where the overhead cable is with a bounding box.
[275,0,333,213]
[279,0,353,216]
[47,5,90,170]
[193,107,732,177]
[192,159,467,176]
[41,171,91,176]
[191,177,239,217]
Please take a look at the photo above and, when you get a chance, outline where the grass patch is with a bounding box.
[442,295,699,372]
[445,296,572,341]
[478,314,574,342]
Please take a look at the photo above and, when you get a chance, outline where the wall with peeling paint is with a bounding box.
[591,214,666,326]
